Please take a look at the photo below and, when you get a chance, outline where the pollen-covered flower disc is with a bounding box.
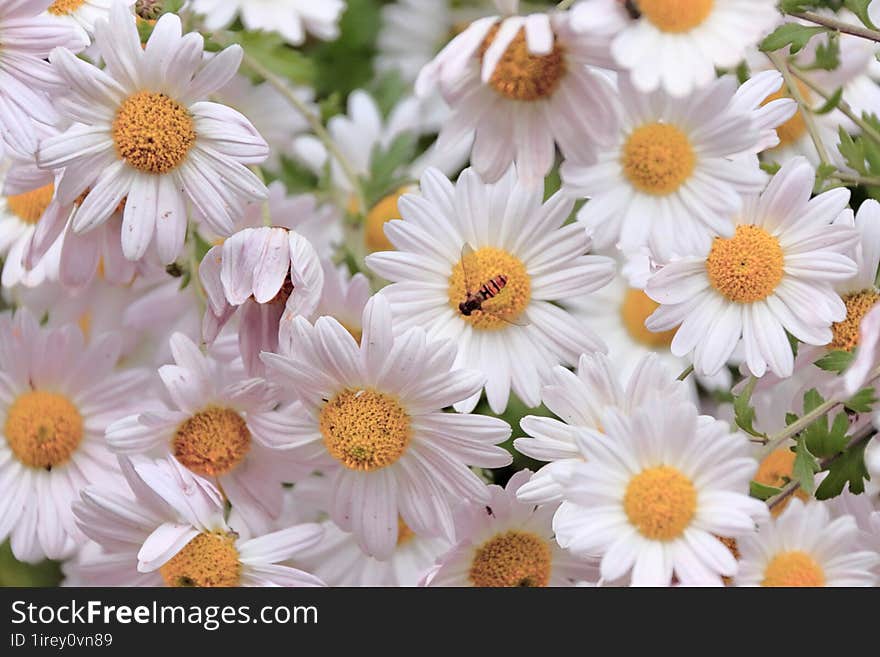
[425,471,597,587]
[552,399,767,586]
[571,0,779,97]
[562,74,790,259]
[257,295,512,560]
[37,3,269,265]
[0,309,149,563]
[415,7,619,183]
[366,166,615,413]
[645,157,859,378]
[735,500,879,587]
[71,456,326,587]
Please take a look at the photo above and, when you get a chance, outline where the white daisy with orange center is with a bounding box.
[735,499,879,587]
[366,166,616,413]
[645,158,859,378]
[415,0,619,184]
[257,295,513,560]
[43,0,134,48]
[0,309,150,562]
[553,398,768,586]
[106,333,312,534]
[424,471,597,587]
[514,352,689,506]
[562,73,794,259]
[190,0,345,46]
[0,0,81,157]
[71,455,326,587]
[37,4,269,265]
[571,0,779,97]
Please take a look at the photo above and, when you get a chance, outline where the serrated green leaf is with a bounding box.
[815,87,844,115]
[815,441,871,499]
[806,410,850,458]
[845,387,877,413]
[760,23,828,54]
[793,440,819,494]
[733,377,766,438]
[802,388,825,414]
[814,348,855,374]
[750,481,783,501]
[845,0,878,30]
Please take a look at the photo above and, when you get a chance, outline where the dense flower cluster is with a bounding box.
[1,0,879,588]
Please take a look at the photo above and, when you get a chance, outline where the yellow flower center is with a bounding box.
[469,530,552,587]
[319,389,412,472]
[4,391,84,470]
[761,550,825,587]
[480,25,566,102]
[365,188,406,252]
[756,447,810,516]
[638,0,714,33]
[172,407,251,478]
[5,184,55,225]
[762,82,810,149]
[621,123,696,195]
[397,516,416,547]
[621,288,677,347]
[448,246,531,330]
[47,0,86,15]
[112,91,196,174]
[159,532,241,587]
[624,465,697,541]
[706,224,784,303]
[829,290,880,352]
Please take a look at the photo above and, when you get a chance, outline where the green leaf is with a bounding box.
[814,349,855,374]
[802,387,824,414]
[793,440,820,494]
[760,23,829,54]
[805,410,849,458]
[814,87,844,115]
[363,132,417,207]
[238,31,316,85]
[786,330,799,358]
[845,387,877,413]
[845,0,879,30]
[750,481,783,501]
[733,377,766,438]
[815,441,871,499]
[807,31,840,71]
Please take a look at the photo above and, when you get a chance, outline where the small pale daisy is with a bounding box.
[0,309,149,562]
[514,352,689,505]
[190,0,346,46]
[0,0,80,156]
[257,295,513,559]
[72,455,325,586]
[562,73,791,258]
[735,499,879,587]
[415,0,619,184]
[43,0,135,48]
[645,157,859,378]
[553,398,768,586]
[199,225,324,376]
[425,470,597,587]
[37,4,269,264]
[571,0,779,97]
[106,332,311,533]
[366,166,615,413]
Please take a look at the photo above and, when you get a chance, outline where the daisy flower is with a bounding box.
[366,166,615,413]
[571,0,779,97]
[645,157,859,378]
[562,73,790,258]
[314,260,370,344]
[514,352,689,505]
[43,0,135,48]
[189,0,345,46]
[199,225,324,376]
[257,295,513,559]
[735,499,879,587]
[0,309,149,562]
[425,470,597,587]
[37,4,269,264]
[553,398,768,586]
[197,180,343,262]
[290,476,451,587]
[0,0,80,156]
[72,455,325,586]
[415,0,619,184]
[106,332,311,533]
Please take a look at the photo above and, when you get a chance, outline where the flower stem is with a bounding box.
[676,364,694,381]
[764,396,841,454]
[789,11,880,44]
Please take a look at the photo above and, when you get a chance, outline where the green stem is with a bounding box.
[676,364,694,381]
[789,11,880,44]
[764,396,841,454]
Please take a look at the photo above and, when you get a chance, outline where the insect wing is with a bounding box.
[460,244,477,295]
